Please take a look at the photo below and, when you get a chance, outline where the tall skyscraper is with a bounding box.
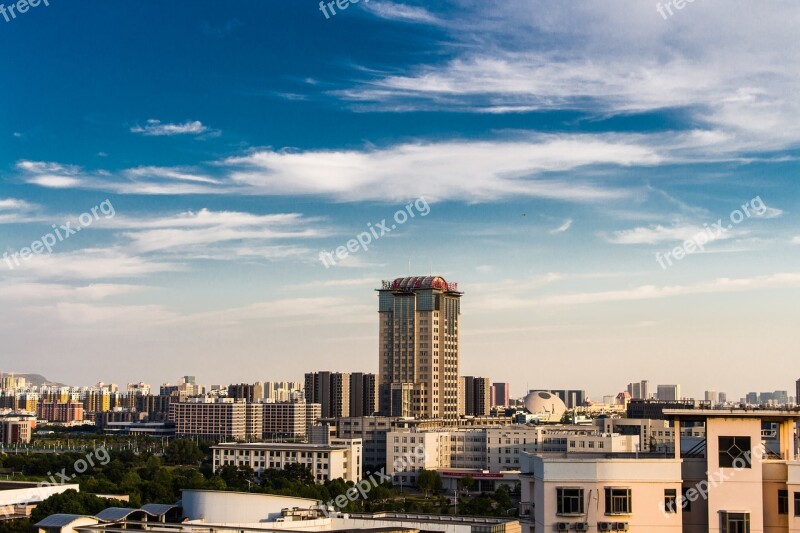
[704,390,718,405]
[378,276,462,419]
[304,372,350,418]
[656,384,680,401]
[491,382,510,407]
[640,380,649,400]
[349,373,378,417]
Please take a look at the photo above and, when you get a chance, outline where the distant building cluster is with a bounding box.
[6,276,800,533]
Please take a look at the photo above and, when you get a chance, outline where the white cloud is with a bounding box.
[0,198,40,223]
[338,0,800,154]
[0,282,143,302]
[223,136,658,202]
[550,219,573,234]
[364,1,440,24]
[4,249,182,280]
[17,135,662,202]
[608,224,736,245]
[130,119,211,137]
[482,272,800,310]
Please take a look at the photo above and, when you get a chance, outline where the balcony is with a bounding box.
[518,502,534,519]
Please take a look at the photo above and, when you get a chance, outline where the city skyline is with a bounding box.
[1,1,799,398]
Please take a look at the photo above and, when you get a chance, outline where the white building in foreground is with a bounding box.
[212,439,362,483]
[50,490,521,533]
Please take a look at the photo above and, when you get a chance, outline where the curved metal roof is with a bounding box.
[35,514,97,527]
[140,503,181,516]
[390,276,450,290]
[95,508,153,522]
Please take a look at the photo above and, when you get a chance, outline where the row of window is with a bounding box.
[559,486,800,524]
[556,488,633,515]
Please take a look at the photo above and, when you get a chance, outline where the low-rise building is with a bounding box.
[212,439,362,483]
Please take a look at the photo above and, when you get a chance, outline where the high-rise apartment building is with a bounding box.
[262,401,321,439]
[461,376,491,416]
[304,372,350,419]
[349,373,378,417]
[547,389,586,409]
[705,390,718,405]
[491,382,510,407]
[378,276,462,420]
[626,380,649,400]
[228,383,265,402]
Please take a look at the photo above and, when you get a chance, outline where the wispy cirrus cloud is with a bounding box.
[363,1,440,24]
[16,134,662,202]
[338,1,800,154]
[550,219,573,234]
[130,119,217,137]
[608,224,737,245]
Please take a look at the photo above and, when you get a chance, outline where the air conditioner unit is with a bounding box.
[615,523,630,531]
[556,523,570,531]
[598,523,612,532]
[575,524,589,531]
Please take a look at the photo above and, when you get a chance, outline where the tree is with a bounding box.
[416,469,442,497]
[457,475,475,493]
[30,490,126,524]
[164,439,204,465]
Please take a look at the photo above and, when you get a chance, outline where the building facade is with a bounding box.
[491,383,511,407]
[305,372,350,419]
[349,373,378,417]
[378,276,462,420]
[212,439,362,483]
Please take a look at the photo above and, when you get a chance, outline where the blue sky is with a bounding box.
[1,0,798,401]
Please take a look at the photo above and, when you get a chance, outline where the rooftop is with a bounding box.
[380,276,460,293]
[665,408,800,422]
[212,442,354,450]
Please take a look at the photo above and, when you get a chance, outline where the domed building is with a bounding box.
[523,391,567,422]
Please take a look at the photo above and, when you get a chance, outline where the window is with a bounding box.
[778,490,789,515]
[605,488,632,515]
[664,489,677,513]
[556,488,584,515]
[795,492,800,516]
[718,436,752,468]
[720,511,750,533]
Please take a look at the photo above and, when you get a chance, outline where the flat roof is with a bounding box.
[212,442,352,450]
[664,408,800,422]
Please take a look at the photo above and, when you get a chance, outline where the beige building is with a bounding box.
[0,415,36,444]
[212,439,362,483]
[262,401,320,439]
[378,276,462,420]
[667,409,800,533]
[520,453,684,532]
[170,398,257,441]
[519,409,800,533]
